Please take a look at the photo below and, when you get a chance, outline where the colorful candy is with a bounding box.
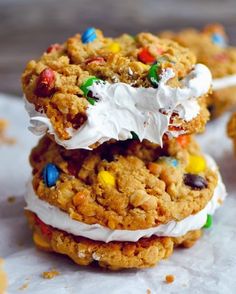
[138,48,156,64]
[147,162,159,175]
[204,214,213,228]
[186,155,206,174]
[184,173,208,190]
[131,131,139,140]
[35,216,52,237]
[80,77,101,105]
[176,135,190,148]
[72,191,86,206]
[211,33,226,47]
[85,56,105,65]
[98,171,115,187]
[148,63,161,88]
[42,163,60,187]
[46,43,61,53]
[35,68,56,97]
[81,27,97,44]
[158,156,179,167]
[107,42,121,53]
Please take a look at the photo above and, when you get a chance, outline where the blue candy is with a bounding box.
[159,157,179,167]
[43,163,60,187]
[81,27,97,44]
[211,33,226,47]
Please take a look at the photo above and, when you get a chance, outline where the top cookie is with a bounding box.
[22,28,211,149]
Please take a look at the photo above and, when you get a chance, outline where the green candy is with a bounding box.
[204,214,213,229]
[131,131,139,140]
[148,63,161,88]
[80,77,101,105]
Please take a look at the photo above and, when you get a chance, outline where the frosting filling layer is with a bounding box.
[25,63,211,150]
[212,74,236,90]
[25,154,226,243]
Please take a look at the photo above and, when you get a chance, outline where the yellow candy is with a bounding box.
[98,171,115,186]
[186,155,206,174]
[107,42,121,53]
[137,62,149,71]
[33,232,51,250]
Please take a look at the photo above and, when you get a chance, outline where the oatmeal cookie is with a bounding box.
[159,24,236,117]
[29,135,218,230]
[22,28,211,149]
[227,112,236,154]
[26,211,202,270]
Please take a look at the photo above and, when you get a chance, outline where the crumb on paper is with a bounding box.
[19,283,29,291]
[165,274,175,284]
[42,268,60,279]
[0,258,8,294]
[146,289,151,294]
[0,119,16,145]
[7,196,16,204]
[218,198,223,205]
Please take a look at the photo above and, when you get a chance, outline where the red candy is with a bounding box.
[138,48,156,64]
[35,215,52,238]
[214,52,229,62]
[177,135,190,148]
[85,56,105,65]
[35,68,55,97]
[46,43,61,53]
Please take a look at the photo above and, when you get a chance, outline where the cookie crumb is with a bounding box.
[7,196,16,204]
[146,289,151,294]
[165,274,175,284]
[19,283,29,291]
[0,119,16,145]
[42,268,60,279]
[0,258,8,294]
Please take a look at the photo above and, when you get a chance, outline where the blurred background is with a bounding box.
[0,0,236,96]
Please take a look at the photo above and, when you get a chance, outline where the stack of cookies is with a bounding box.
[159,24,236,118]
[22,28,226,270]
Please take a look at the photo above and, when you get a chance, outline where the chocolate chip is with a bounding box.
[184,173,208,190]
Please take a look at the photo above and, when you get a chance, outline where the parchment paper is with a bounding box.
[1,93,236,294]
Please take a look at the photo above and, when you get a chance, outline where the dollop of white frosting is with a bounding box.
[212,74,236,90]
[25,64,212,150]
[25,154,226,243]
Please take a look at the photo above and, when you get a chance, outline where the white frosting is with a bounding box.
[212,74,236,90]
[25,154,226,243]
[25,64,212,150]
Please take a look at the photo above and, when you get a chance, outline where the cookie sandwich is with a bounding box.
[22,28,226,269]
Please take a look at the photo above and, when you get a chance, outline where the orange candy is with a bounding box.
[177,135,190,148]
[73,191,86,206]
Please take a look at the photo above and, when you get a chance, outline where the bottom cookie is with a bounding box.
[26,211,202,270]
[228,112,236,154]
[208,86,236,118]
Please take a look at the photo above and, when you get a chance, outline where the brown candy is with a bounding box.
[184,173,208,190]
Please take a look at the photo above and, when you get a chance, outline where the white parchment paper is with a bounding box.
[1,93,236,294]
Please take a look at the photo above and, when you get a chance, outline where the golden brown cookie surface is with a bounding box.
[22,28,209,141]
[227,112,236,154]
[29,135,217,230]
